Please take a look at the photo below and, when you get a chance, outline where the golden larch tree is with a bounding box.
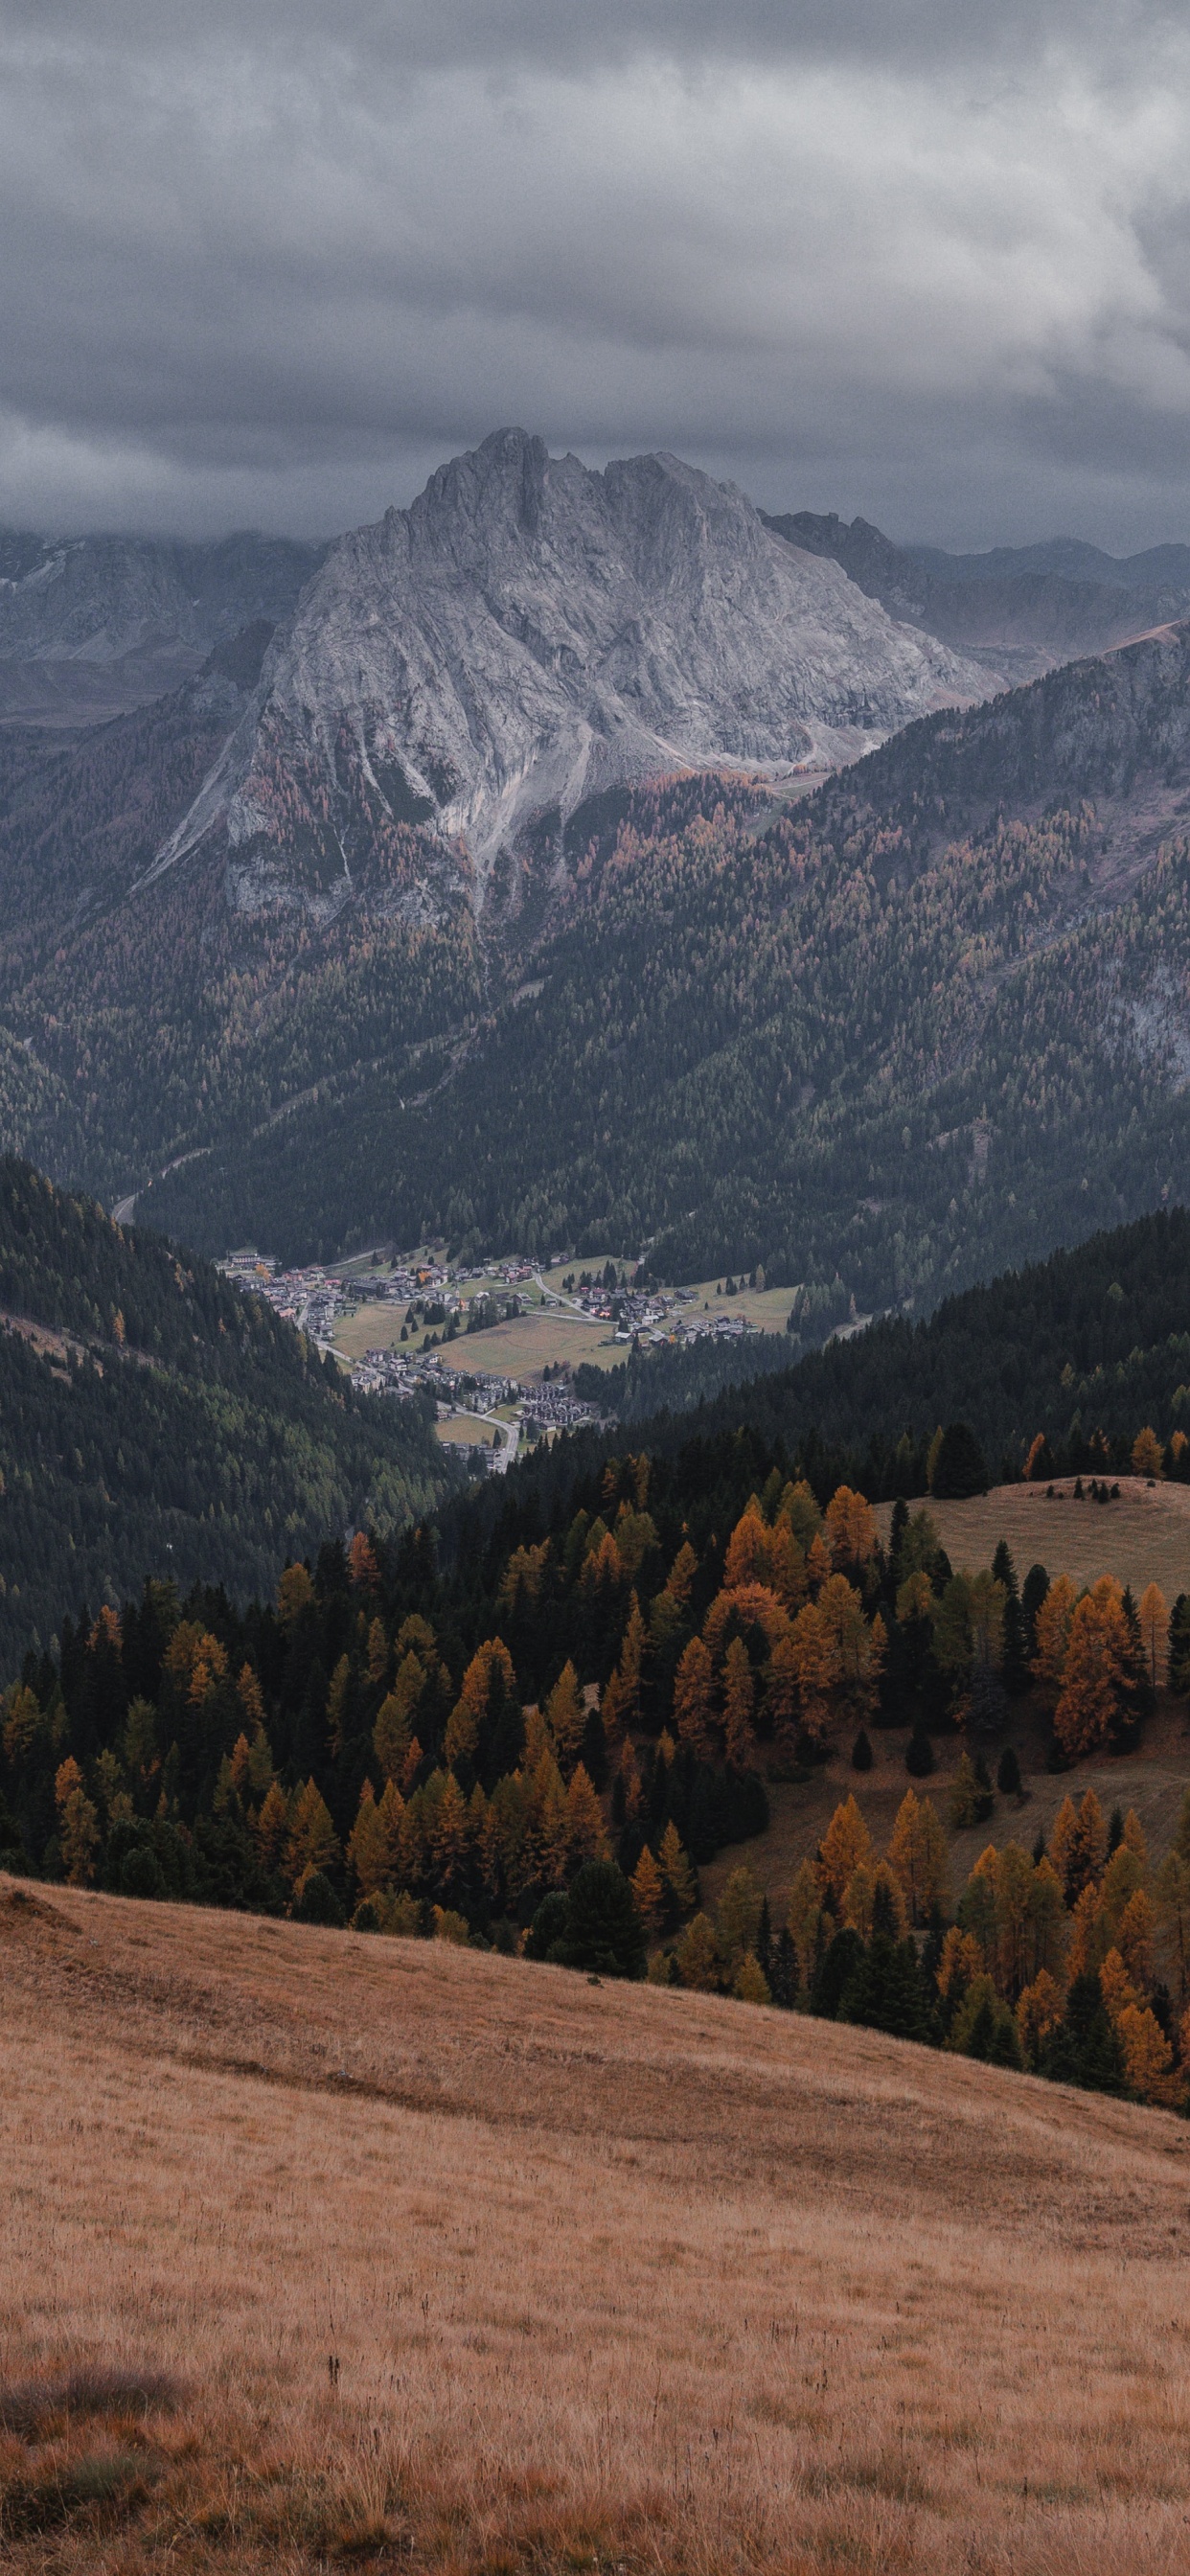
[672,1635,715,1758]
[721,1635,757,1770]
[1032,1575,1077,1706]
[817,1795,873,1907]
[1053,1579,1131,1756]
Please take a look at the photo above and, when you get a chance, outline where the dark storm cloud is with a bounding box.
[2,0,1189,544]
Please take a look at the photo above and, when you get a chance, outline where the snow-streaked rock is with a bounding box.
[160,429,992,908]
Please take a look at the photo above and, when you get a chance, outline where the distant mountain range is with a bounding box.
[764,512,1190,685]
[0,527,325,725]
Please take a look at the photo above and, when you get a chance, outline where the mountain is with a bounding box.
[152,427,988,909]
[0,1156,453,1672]
[0,527,325,726]
[137,620,1190,1308]
[3,457,1190,1313]
[766,510,1190,685]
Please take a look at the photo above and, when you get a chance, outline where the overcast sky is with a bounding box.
[3,0,1190,548]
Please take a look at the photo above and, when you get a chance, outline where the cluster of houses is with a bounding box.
[219,1243,760,1467]
[519,1379,601,1430]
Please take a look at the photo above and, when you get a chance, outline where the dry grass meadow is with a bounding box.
[5,1877,1190,2574]
[875,1478,1190,1605]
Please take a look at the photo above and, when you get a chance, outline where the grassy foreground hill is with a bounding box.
[2,1874,1189,2576]
[0,1158,453,1669]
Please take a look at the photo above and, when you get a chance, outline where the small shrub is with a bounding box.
[905,1723,934,1777]
[851,1728,873,1773]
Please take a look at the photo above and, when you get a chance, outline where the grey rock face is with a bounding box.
[160,430,989,907]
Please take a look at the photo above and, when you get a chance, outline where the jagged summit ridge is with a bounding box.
[159,429,989,907]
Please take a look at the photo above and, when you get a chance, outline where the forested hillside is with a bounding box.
[8,1317,1190,2110]
[0,1161,453,1670]
[575,1206,1190,1479]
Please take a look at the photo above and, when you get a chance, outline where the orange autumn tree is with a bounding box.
[1032,1576,1077,1706]
[1053,1578,1131,1756]
[672,1636,715,1758]
[721,1636,757,1770]
[817,1795,873,1908]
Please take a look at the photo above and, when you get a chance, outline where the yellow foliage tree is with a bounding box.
[1132,1425,1164,1480]
[843,1858,907,1941]
[254,1779,289,1871]
[658,1819,698,1915]
[721,1635,757,1770]
[601,1595,647,1742]
[1016,1968,1064,2060]
[55,1757,99,1886]
[1116,2001,1181,2105]
[672,1635,715,1759]
[1117,1886,1156,1992]
[675,1912,721,1991]
[887,1788,950,1925]
[716,1865,764,1969]
[286,1779,340,1888]
[786,1857,822,1957]
[347,1780,391,1897]
[545,1660,586,1768]
[732,1952,770,2004]
[630,1845,666,1933]
[824,1484,880,1577]
[1053,1578,1131,1756]
[817,1795,873,1906]
[1032,1575,1077,1705]
[277,1562,314,1623]
[565,1763,609,1869]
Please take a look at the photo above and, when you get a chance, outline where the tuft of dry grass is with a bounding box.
[5,1874,1190,2572]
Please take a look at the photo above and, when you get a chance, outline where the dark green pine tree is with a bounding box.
[1042,1972,1127,2094]
[811,1926,865,2019]
[756,1895,773,1985]
[1169,1594,1190,1697]
[839,1930,932,2043]
[930,1422,988,1499]
[769,1927,799,2009]
[1019,1562,1050,1664]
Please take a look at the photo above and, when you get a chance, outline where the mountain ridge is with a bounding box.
[766,509,1190,685]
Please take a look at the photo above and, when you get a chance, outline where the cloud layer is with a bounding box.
[3,0,1190,544]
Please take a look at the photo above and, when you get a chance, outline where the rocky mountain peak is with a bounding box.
[155,431,992,916]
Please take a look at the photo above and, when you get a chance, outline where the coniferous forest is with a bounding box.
[0,1159,454,1668]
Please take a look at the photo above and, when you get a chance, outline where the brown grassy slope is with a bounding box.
[874,1478,1190,1603]
[700,1693,1190,1921]
[5,1878,1190,2574]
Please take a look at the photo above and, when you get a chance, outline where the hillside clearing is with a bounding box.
[4,1877,1190,2574]
[875,1478,1190,1603]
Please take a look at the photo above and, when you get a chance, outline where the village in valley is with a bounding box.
[218,1242,793,1469]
